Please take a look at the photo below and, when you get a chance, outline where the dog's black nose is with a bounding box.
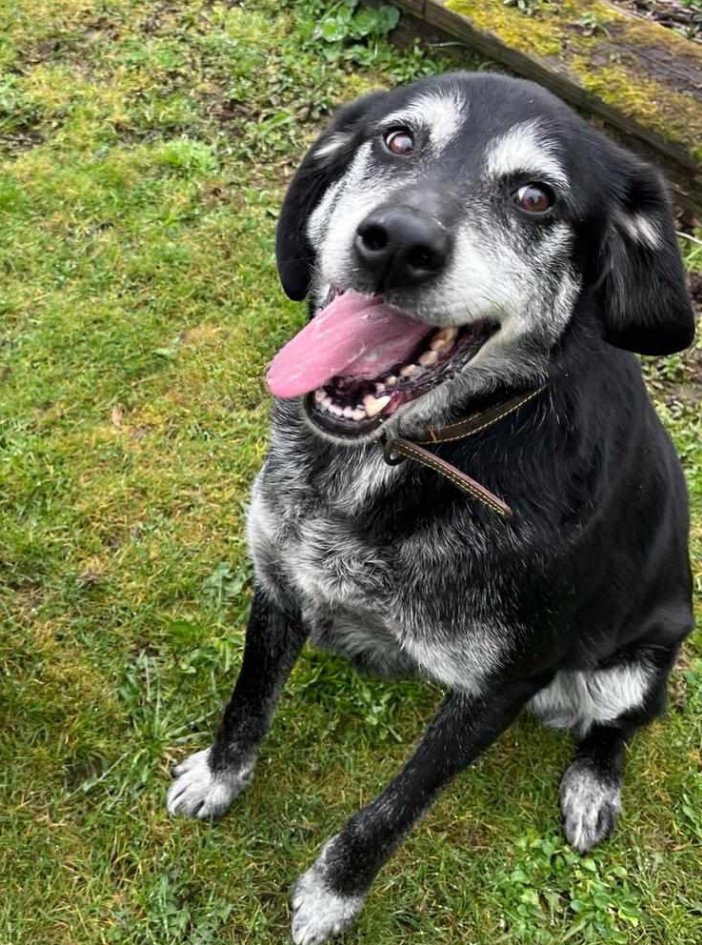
[355,207,449,288]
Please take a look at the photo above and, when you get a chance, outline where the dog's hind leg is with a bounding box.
[291,677,544,945]
[167,587,307,820]
[560,651,675,852]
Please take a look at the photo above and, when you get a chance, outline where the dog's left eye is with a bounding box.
[514,183,555,215]
[383,127,415,156]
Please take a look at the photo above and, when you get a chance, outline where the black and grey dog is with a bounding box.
[167,72,696,944]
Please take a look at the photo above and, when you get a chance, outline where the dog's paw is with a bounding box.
[560,761,621,853]
[166,747,253,820]
[291,860,364,945]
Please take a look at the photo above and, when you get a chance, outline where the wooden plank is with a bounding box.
[392,0,425,13]
[385,0,702,208]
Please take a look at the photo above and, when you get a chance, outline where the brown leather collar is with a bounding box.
[380,386,546,519]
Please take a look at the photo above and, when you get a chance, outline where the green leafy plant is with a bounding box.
[202,560,252,610]
[311,0,400,63]
[495,834,646,944]
[503,0,546,17]
[575,12,610,36]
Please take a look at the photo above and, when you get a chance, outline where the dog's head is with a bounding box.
[271,72,695,442]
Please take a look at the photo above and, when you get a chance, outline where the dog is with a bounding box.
[167,72,696,944]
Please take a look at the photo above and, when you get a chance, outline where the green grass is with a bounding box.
[1,2,701,943]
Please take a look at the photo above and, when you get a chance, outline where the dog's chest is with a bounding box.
[247,449,511,694]
[247,456,395,612]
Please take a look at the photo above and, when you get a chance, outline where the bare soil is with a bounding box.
[614,0,702,43]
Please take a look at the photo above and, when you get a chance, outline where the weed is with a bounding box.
[503,0,547,17]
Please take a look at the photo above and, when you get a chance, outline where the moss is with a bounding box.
[570,57,702,162]
[447,0,702,165]
[448,1,564,56]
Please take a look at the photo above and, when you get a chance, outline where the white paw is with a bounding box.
[166,747,253,820]
[560,761,621,853]
[291,859,364,945]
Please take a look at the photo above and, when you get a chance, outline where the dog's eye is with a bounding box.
[383,127,414,156]
[514,183,555,215]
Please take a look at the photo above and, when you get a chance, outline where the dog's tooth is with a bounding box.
[435,326,458,343]
[329,404,343,417]
[321,395,333,410]
[419,349,439,366]
[430,333,456,352]
[375,382,386,394]
[314,389,326,403]
[400,364,419,378]
[385,375,398,387]
[431,328,457,352]
[363,394,391,417]
[342,406,355,419]
[351,408,366,421]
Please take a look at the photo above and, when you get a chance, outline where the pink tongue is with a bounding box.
[266,291,431,399]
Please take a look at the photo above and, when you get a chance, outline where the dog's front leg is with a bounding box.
[291,678,542,945]
[167,586,307,820]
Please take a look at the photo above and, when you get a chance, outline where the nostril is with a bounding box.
[406,245,442,272]
[359,223,388,253]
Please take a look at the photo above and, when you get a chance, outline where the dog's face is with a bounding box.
[273,73,694,443]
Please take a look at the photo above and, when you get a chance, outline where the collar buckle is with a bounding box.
[381,434,407,466]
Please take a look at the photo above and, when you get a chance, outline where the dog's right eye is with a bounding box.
[514,183,555,215]
[382,127,415,156]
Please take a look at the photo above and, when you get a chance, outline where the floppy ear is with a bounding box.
[599,156,695,355]
[275,91,388,301]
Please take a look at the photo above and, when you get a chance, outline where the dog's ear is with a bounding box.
[598,155,695,355]
[275,91,388,301]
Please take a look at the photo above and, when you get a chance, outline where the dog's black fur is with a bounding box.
[168,73,696,943]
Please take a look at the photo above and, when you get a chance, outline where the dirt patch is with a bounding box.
[614,0,701,44]
[661,269,702,404]
[0,125,45,155]
[645,262,702,406]
[673,347,702,402]
[686,272,702,393]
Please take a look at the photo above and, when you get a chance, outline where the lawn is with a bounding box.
[1,2,701,944]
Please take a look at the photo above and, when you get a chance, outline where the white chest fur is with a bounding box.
[247,476,390,611]
[246,469,504,696]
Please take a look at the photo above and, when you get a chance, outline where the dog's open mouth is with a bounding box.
[305,319,497,437]
[266,288,497,438]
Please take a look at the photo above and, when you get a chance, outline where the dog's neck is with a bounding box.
[379,386,547,518]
